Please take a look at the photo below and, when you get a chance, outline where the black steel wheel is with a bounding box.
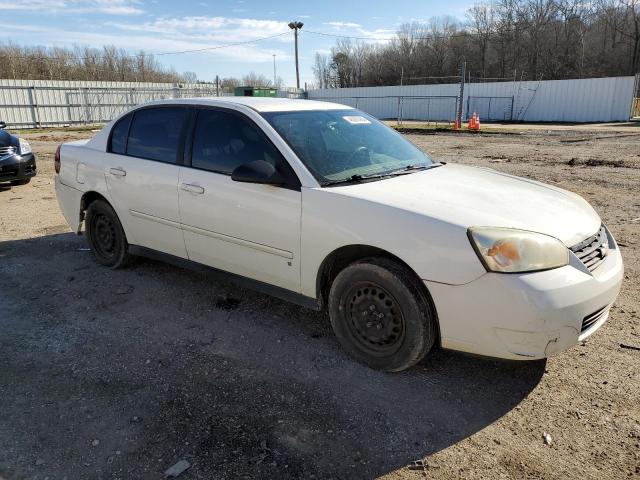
[85,199,132,268]
[342,281,406,356]
[328,257,437,372]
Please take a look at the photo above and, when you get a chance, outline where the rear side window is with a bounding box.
[191,109,283,175]
[126,107,187,163]
[110,114,131,154]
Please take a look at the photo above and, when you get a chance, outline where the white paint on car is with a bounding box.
[55,96,624,363]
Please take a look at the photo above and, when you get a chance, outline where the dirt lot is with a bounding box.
[1,125,639,480]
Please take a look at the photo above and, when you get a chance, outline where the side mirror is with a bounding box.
[231,160,285,186]
[0,121,6,130]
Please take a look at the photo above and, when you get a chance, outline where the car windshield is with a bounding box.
[262,109,435,185]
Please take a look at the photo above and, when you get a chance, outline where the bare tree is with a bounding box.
[0,43,198,83]
[311,0,640,89]
[601,0,640,72]
[182,71,198,83]
[241,72,273,87]
[467,3,497,76]
[219,77,241,93]
[312,52,333,88]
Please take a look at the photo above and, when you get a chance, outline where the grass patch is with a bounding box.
[388,122,525,135]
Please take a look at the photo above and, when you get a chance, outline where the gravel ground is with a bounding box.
[0,125,639,479]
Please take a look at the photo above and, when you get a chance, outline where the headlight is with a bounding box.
[468,227,569,273]
[19,138,32,155]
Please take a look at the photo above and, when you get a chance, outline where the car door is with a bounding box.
[104,105,189,258]
[178,107,302,292]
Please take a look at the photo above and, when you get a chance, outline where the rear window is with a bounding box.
[109,114,131,154]
[126,107,187,163]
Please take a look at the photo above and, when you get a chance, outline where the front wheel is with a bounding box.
[328,258,437,372]
[85,199,132,268]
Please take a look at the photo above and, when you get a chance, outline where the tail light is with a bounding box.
[54,145,61,174]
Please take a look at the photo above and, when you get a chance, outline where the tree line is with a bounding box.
[313,0,640,88]
[205,73,285,94]
[0,44,198,83]
[0,43,288,90]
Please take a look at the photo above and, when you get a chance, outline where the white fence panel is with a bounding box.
[309,76,637,123]
[1,77,635,127]
[0,79,228,128]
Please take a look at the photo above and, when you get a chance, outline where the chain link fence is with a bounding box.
[466,96,514,121]
[310,95,460,125]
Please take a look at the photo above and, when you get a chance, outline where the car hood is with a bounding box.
[0,129,16,148]
[327,163,601,247]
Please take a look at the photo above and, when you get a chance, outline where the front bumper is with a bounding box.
[0,153,37,183]
[426,228,624,360]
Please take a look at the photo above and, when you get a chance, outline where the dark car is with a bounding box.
[0,121,36,186]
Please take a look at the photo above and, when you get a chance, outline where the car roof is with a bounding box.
[142,96,353,113]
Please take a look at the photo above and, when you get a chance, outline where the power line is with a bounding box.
[149,32,290,57]
[303,29,396,41]
[0,31,290,61]
[1,26,491,64]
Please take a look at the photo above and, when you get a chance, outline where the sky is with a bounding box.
[0,0,474,87]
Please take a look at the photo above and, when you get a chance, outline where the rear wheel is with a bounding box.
[328,257,437,372]
[85,199,132,268]
[10,178,30,186]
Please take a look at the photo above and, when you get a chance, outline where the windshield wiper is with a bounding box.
[322,174,368,187]
[322,163,441,187]
[383,163,440,176]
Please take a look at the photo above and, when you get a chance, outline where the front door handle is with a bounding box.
[109,167,126,177]
[180,183,205,194]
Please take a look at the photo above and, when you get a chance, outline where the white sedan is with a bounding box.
[55,97,623,371]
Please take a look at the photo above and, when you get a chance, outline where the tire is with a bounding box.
[85,199,132,269]
[328,257,437,372]
[10,178,30,186]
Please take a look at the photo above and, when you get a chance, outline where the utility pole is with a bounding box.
[457,61,466,128]
[288,21,304,90]
[215,75,219,96]
[272,54,277,87]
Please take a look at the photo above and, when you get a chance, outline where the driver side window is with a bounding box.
[191,108,281,175]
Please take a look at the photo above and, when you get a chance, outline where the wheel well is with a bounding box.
[317,244,440,346]
[79,191,108,224]
[316,245,420,306]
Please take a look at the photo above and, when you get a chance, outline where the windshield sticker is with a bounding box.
[342,115,371,125]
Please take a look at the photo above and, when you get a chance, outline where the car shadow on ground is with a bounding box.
[0,233,545,479]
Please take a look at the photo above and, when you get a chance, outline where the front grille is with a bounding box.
[0,146,17,156]
[570,225,609,272]
[581,304,610,333]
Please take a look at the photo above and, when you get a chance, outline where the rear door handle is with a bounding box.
[109,167,126,177]
[180,183,205,194]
